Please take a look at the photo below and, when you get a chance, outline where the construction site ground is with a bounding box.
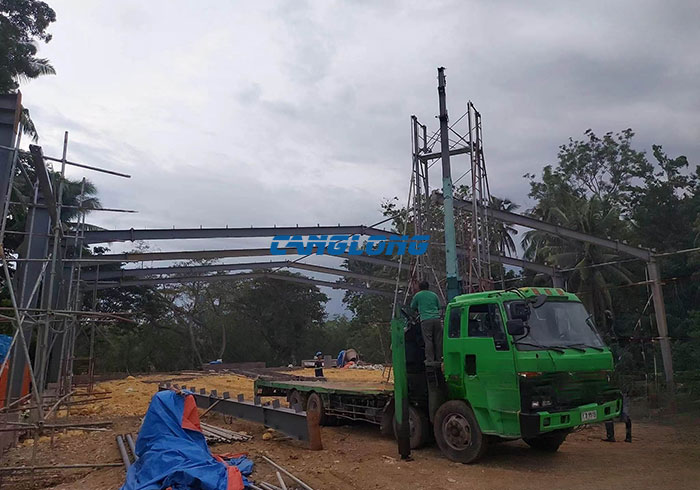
[1,368,699,489]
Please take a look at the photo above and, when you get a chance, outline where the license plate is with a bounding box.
[581,410,597,422]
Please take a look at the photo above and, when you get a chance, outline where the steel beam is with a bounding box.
[91,271,395,297]
[418,146,470,161]
[258,273,395,297]
[82,260,400,286]
[451,197,651,260]
[80,225,398,244]
[72,247,408,271]
[160,386,310,441]
[451,245,558,276]
[75,247,295,264]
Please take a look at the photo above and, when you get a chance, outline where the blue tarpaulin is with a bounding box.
[121,390,252,490]
[0,334,13,363]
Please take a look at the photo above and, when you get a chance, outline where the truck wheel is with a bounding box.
[523,429,569,452]
[306,392,328,426]
[393,405,431,449]
[434,400,488,463]
[289,390,304,411]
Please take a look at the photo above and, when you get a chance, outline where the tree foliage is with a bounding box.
[1,0,57,140]
[0,0,56,92]
[525,129,700,382]
[88,269,335,373]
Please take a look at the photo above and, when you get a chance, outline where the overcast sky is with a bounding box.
[18,0,700,313]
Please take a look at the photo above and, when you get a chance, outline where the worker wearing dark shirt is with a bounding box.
[410,281,442,363]
[314,351,324,378]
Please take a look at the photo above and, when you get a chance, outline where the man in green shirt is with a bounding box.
[410,281,443,363]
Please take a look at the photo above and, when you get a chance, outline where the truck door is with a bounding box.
[445,302,519,436]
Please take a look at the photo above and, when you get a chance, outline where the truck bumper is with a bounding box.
[519,397,622,439]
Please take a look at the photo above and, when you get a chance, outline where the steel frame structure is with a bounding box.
[0,91,411,421]
[0,62,676,431]
[0,94,138,438]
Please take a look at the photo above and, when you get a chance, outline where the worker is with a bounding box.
[410,281,442,363]
[603,394,632,443]
[603,335,632,443]
[314,351,324,378]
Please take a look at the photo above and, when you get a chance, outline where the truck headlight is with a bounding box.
[531,400,540,409]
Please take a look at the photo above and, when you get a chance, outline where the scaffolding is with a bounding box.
[409,78,494,294]
[406,68,675,391]
[0,94,130,445]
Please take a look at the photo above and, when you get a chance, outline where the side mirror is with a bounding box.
[531,295,547,309]
[507,319,526,336]
[510,302,529,320]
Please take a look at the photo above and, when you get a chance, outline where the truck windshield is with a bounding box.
[507,300,604,351]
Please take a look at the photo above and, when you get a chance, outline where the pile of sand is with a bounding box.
[81,366,390,418]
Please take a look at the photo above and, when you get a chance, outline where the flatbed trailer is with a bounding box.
[255,379,396,432]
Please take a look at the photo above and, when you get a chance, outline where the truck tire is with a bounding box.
[393,405,431,449]
[306,392,329,426]
[288,390,304,411]
[523,429,569,452]
[434,400,488,463]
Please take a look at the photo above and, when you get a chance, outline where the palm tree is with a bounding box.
[522,195,634,336]
[59,177,102,223]
[489,196,519,256]
[4,167,102,254]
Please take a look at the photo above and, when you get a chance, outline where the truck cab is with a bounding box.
[395,287,622,463]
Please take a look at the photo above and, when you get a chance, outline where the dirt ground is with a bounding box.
[1,369,699,489]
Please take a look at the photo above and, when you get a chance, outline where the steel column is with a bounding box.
[647,259,674,388]
[7,187,51,402]
[0,93,21,207]
[437,67,461,300]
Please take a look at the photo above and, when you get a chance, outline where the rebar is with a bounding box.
[116,435,131,470]
[261,456,314,490]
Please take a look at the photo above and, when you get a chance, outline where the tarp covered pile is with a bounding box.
[121,390,253,490]
[0,334,12,362]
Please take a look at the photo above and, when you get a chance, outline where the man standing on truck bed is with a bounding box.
[410,281,442,363]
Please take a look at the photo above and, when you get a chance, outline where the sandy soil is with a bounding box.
[77,367,389,418]
[1,370,699,489]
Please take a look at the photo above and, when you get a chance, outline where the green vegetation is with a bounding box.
[0,0,57,140]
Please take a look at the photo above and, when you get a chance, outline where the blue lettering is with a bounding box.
[287,235,314,255]
[307,235,329,255]
[347,235,363,255]
[270,235,290,255]
[384,236,409,255]
[408,235,430,255]
[327,235,350,255]
[366,235,387,256]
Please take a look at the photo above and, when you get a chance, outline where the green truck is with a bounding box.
[256,286,622,463]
